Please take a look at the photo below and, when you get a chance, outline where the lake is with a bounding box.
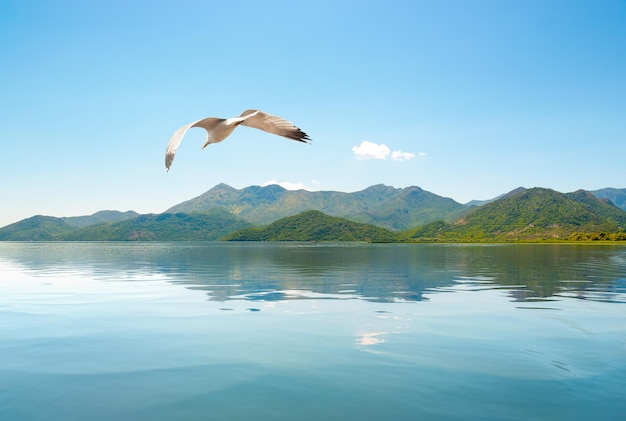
[1,242,625,420]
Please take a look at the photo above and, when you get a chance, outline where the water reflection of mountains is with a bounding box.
[3,242,625,304]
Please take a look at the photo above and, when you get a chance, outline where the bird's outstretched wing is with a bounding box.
[239,109,311,143]
[165,121,196,171]
[165,117,224,171]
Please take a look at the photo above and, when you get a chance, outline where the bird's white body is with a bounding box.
[165,109,310,171]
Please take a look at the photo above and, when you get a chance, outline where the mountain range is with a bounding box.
[166,183,468,231]
[1,184,625,242]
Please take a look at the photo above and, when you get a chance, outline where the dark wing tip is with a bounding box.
[287,132,311,144]
[288,126,311,143]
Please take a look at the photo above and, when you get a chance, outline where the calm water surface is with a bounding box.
[1,242,625,420]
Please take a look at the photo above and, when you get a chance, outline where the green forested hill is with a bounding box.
[224,210,400,242]
[0,211,141,240]
[0,209,251,241]
[405,188,626,241]
[63,209,251,241]
[0,216,74,241]
[467,187,626,211]
[166,183,467,230]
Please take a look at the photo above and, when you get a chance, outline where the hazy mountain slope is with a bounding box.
[62,210,140,227]
[591,188,626,211]
[465,187,527,207]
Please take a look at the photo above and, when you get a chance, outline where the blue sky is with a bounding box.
[1,0,625,227]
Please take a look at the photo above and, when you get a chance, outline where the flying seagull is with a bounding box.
[165,109,311,171]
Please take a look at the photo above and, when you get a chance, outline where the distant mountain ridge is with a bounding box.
[465,187,527,207]
[166,183,468,231]
[62,210,140,227]
[591,188,626,210]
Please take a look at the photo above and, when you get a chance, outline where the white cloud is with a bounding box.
[391,150,416,161]
[352,141,390,160]
[352,141,421,161]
